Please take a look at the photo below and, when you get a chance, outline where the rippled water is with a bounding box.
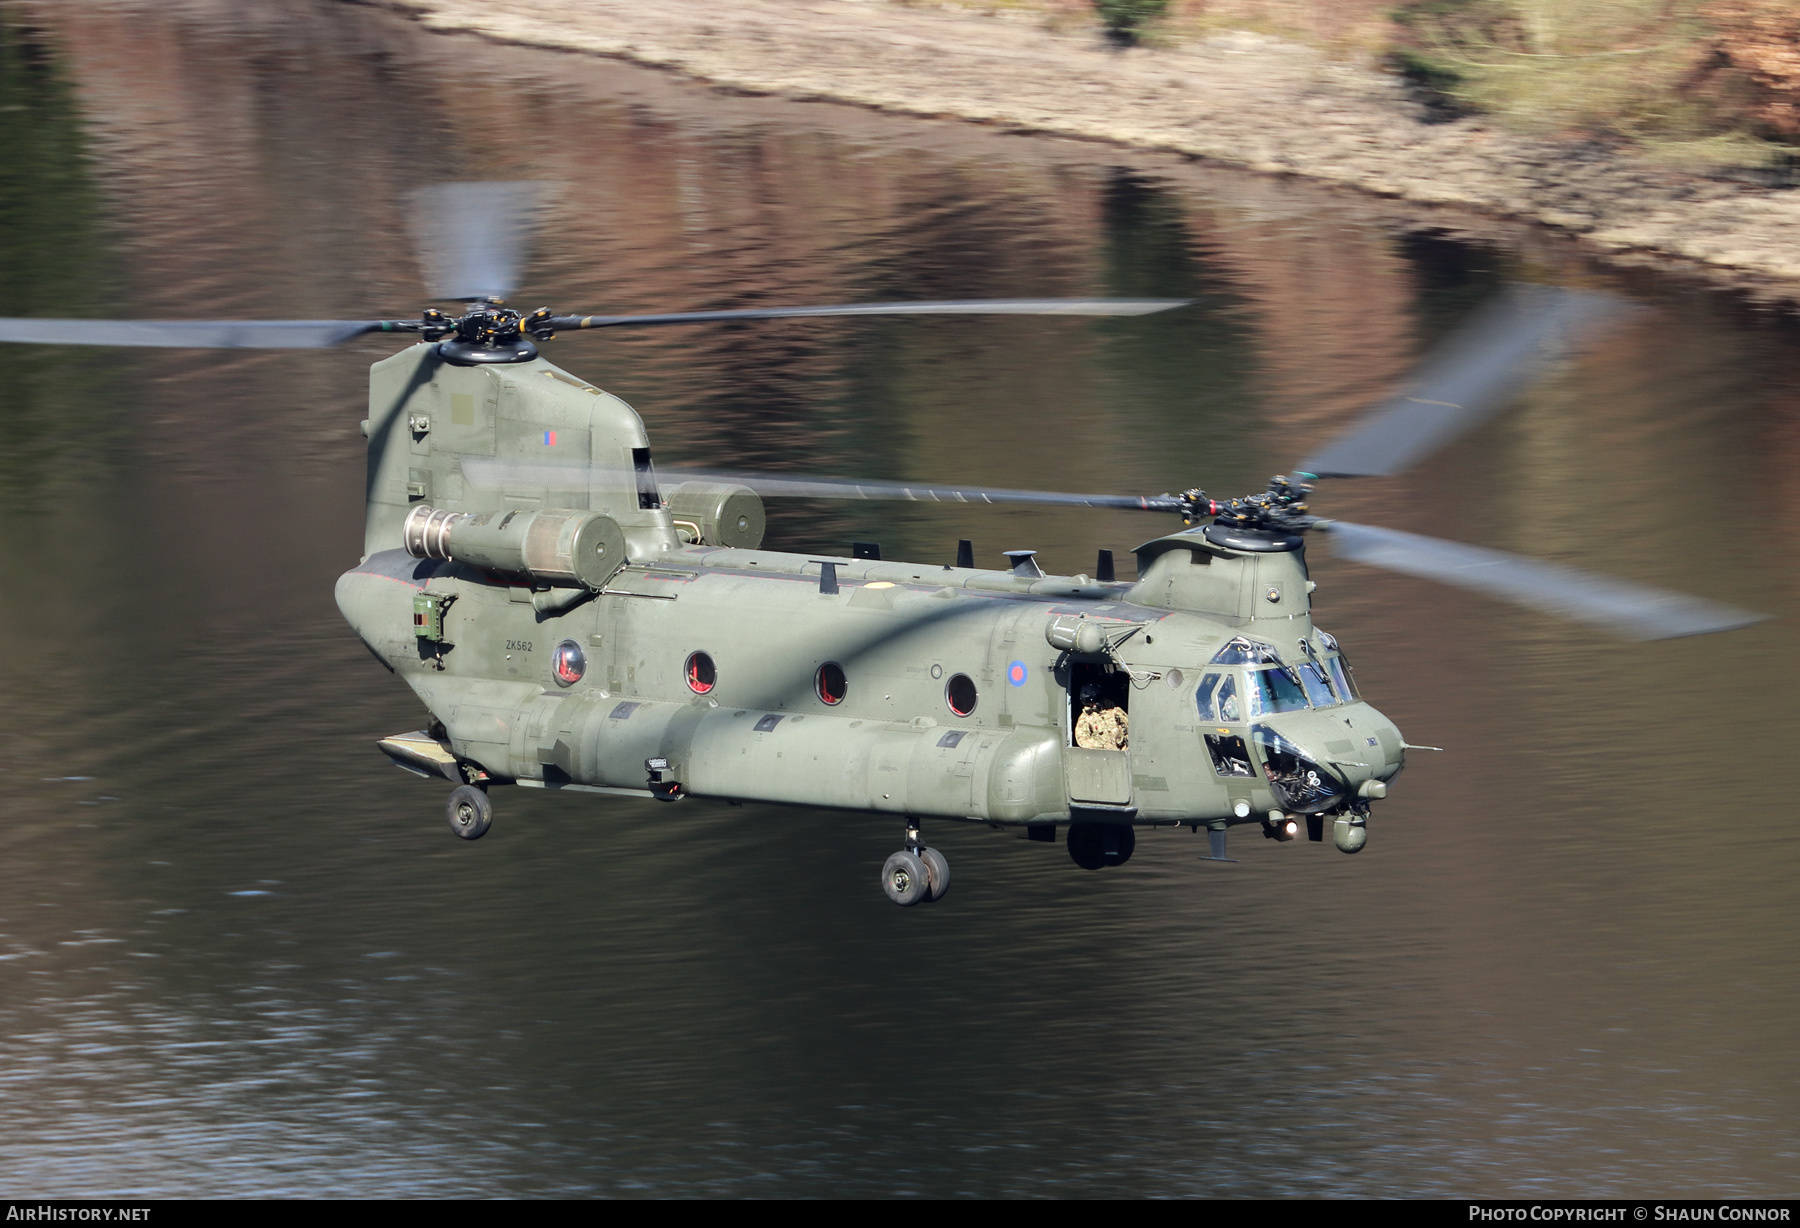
[0,0,1796,1197]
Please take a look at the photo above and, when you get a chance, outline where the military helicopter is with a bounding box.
[0,183,1764,906]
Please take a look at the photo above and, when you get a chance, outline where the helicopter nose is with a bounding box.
[1250,722,1353,815]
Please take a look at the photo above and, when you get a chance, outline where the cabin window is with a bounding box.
[946,673,978,717]
[552,640,586,687]
[816,662,848,705]
[686,651,716,694]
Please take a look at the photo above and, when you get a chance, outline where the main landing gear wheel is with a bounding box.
[882,850,929,906]
[883,822,949,906]
[918,847,950,902]
[1067,823,1135,870]
[446,784,492,840]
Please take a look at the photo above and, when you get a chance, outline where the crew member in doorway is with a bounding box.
[1074,684,1128,751]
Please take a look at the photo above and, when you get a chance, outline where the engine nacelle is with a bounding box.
[403,504,627,590]
[664,481,765,549]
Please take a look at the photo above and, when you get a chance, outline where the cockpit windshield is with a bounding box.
[1196,630,1360,721]
[1247,666,1309,716]
[1297,661,1336,708]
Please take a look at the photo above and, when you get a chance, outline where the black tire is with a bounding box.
[918,847,950,902]
[1069,823,1134,869]
[881,850,929,906]
[1067,823,1106,871]
[446,784,492,840]
[1112,825,1136,867]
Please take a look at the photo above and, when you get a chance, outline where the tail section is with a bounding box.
[362,343,679,562]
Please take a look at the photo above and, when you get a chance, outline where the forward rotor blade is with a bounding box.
[458,457,1184,512]
[1298,287,1630,480]
[0,318,383,348]
[410,181,545,303]
[544,298,1191,330]
[1322,521,1764,640]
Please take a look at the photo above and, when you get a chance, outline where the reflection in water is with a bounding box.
[0,0,1797,1197]
[0,15,122,503]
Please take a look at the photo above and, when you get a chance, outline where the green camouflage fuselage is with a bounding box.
[335,344,1404,831]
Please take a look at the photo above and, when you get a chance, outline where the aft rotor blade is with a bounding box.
[1322,520,1765,640]
[459,457,1185,512]
[410,181,545,303]
[0,318,387,348]
[544,298,1192,330]
[1298,287,1630,480]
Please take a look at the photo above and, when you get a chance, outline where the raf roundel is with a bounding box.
[1007,660,1028,687]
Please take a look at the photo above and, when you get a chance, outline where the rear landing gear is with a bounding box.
[881,823,949,906]
[1067,822,1134,870]
[447,783,492,840]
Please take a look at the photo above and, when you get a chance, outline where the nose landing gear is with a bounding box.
[881,823,949,906]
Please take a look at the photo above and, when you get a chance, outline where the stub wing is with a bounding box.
[378,729,464,783]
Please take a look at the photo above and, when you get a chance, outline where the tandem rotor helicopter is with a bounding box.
[0,183,1766,905]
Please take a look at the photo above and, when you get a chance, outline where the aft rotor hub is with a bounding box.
[423,304,555,365]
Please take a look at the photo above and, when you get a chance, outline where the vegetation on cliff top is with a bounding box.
[1390,1,1800,165]
[1036,0,1800,165]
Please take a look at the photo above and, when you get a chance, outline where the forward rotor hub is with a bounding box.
[1212,475,1318,536]
[1171,476,1317,536]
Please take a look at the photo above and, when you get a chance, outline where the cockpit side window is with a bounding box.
[1247,666,1308,716]
[1196,672,1240,723]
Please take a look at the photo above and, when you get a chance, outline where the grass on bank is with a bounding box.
[1391,0,1797,168]
[905,0,1800,168]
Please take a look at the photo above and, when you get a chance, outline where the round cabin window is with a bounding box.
[552,640,586,687]
[945,673,978,717]
[685,651,716,694]
[816,662,848,706]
